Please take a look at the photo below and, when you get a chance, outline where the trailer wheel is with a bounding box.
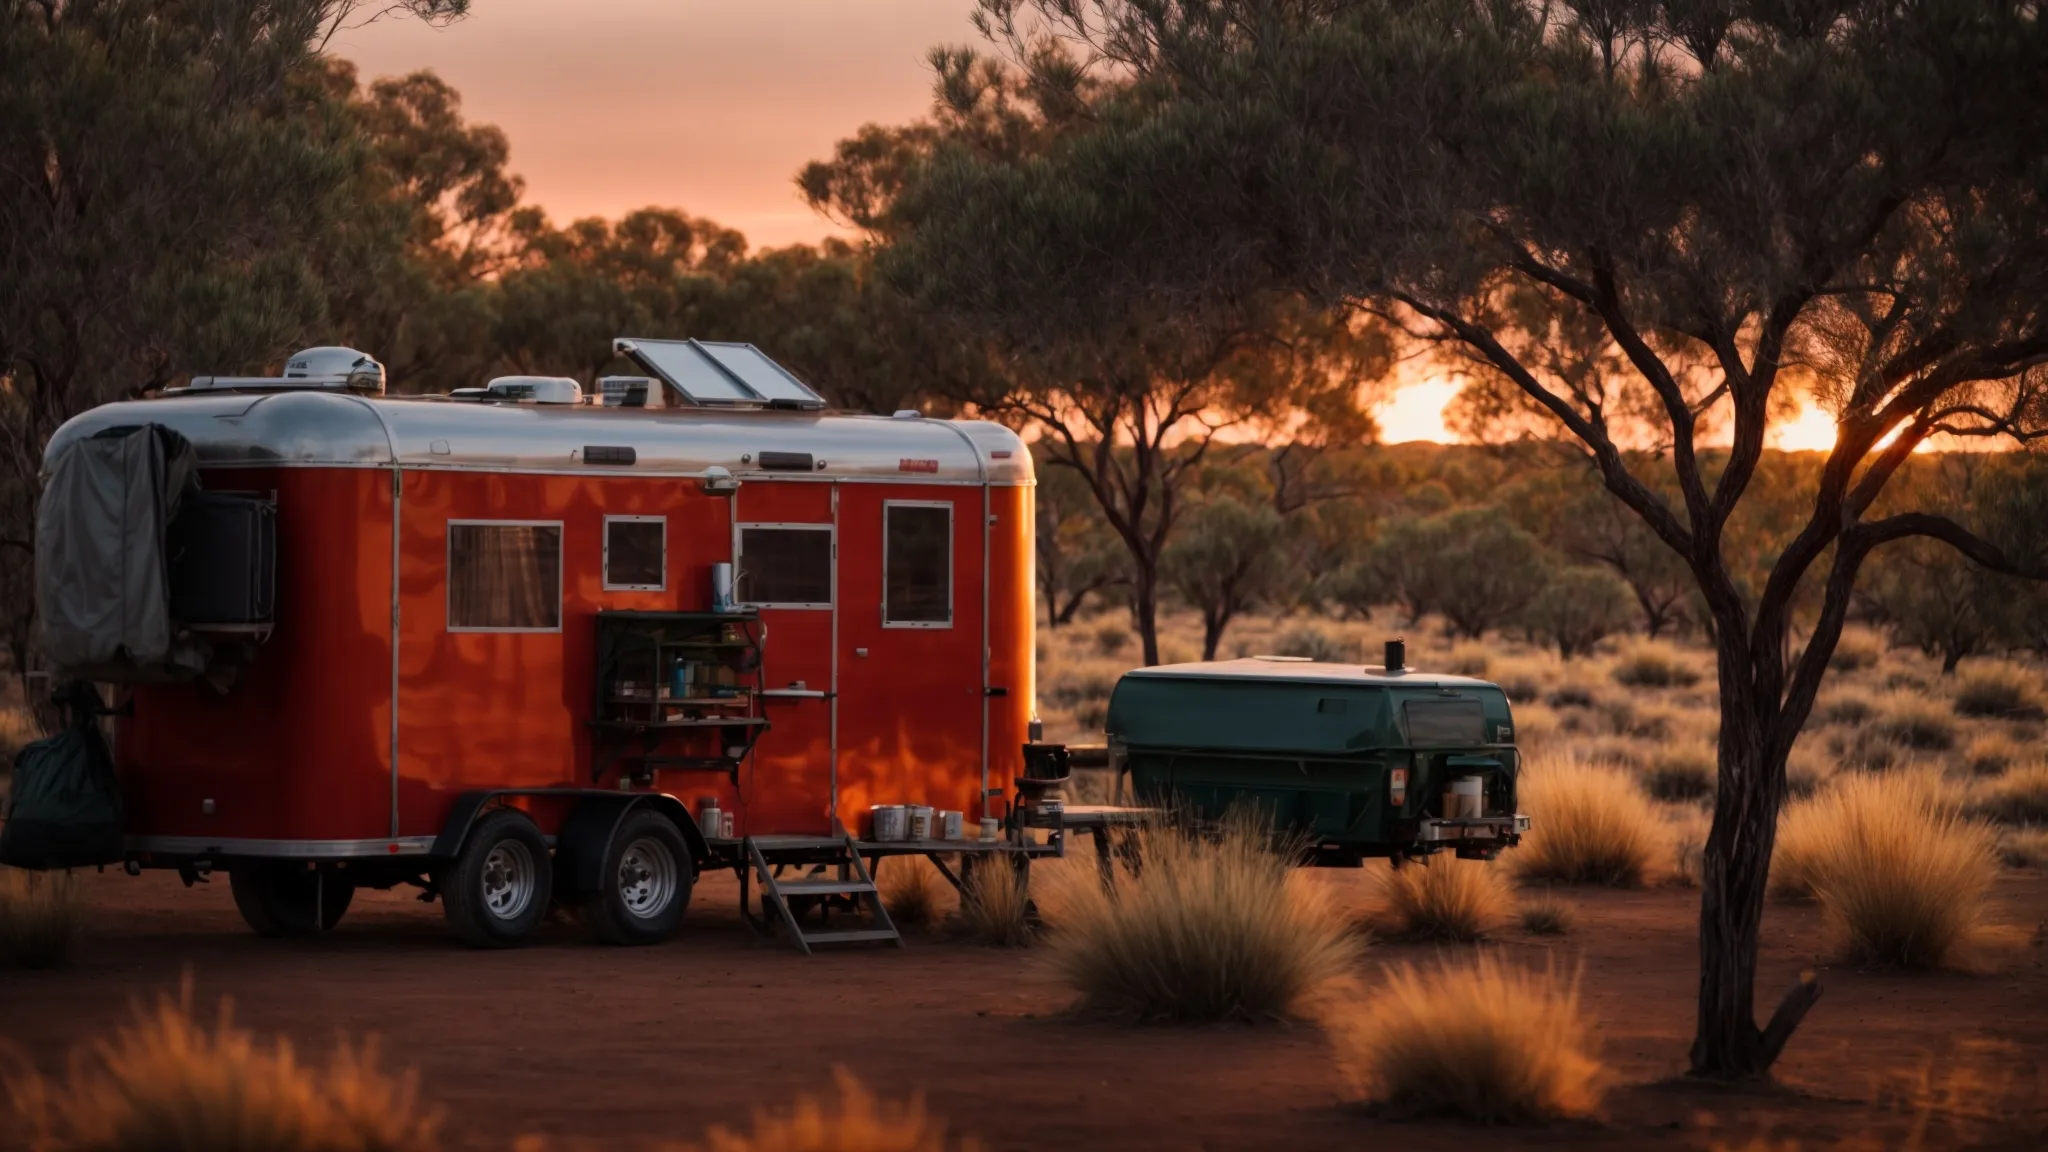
[440,810,553,948]
[582,810,694,945]
[229,865,354,936]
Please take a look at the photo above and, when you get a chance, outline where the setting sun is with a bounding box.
[1374,379,1461,443]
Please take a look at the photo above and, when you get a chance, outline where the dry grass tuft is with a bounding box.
[1665,806,1711,889]
[1969,762,2048,826]
[953,860,1033,948]
[878,857,948,930]
[1871,690,1960,751]
[1996,827,2048,869]
[1643,746,1716,803]
[5,987,437,1152]
[1962,732,2029,777]
[1327,953,1605,1123]
[1370,857,1513,942]
[0,867,84,969]
[1773,772,1999,968]
[1040,819,1360,1022]
[1511,756,1672,887]
[696,1068,979,1152]
[1952,661,2048,720]
[1816,689,1876,727]
[1827,627,1886,673]
[1271,624,1352,663]
[1609,640,1702,689]
[1517,896,1574,936]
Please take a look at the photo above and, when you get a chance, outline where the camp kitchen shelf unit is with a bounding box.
[590,610,767,786]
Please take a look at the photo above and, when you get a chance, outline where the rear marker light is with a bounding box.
[1390,767,1408,807]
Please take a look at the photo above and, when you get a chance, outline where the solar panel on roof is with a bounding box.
[614,338,825,409]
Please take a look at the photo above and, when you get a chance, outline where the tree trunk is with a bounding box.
[1689,678,1822,1078]
[1942,648,1962,674]
[1201,606,1231,661]
[1131,565,1162,666]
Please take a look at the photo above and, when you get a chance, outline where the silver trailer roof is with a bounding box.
[44,392,1032,485]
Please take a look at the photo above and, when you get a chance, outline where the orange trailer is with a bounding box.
[35,341,1039,948]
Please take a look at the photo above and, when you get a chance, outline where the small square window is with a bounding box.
[738,526,832,606]
[448,522,561,632]
[884,503,951,627]
[604,517,665,590]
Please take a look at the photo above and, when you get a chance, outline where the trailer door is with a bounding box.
[732,481,837,836]
[835,483,988,824]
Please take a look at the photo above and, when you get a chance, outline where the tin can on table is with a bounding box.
[870,805,909,842]
[937,810,964,841]
[907,805,934,841]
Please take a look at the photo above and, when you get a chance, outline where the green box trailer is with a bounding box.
[1099,644,1529,865]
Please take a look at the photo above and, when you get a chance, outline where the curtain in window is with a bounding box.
[450,524,561,630]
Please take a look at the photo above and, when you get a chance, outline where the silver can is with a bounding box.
[870,804,909,842]
[937,810,964,841]
[907,805,934,841]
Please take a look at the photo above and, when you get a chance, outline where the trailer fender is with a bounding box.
[553,794,707,905]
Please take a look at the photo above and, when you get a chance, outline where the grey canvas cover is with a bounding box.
[35,424,203,680]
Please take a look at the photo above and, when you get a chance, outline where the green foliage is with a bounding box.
[1524,565,1634,661]
[1373,508,1548,638]
[1161,494,1289,659]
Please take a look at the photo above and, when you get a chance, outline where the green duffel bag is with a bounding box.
[0,684,123,869]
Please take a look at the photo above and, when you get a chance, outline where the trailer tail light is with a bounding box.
[1389,767,1408,808]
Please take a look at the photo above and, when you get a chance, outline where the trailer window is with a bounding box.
[603,516,665,591]
[738,525,832,607]
[883,502,951,627]
[447,521,562,632]
[1401,698,1486,745]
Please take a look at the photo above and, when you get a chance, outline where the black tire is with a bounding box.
[229,864,354,936]
[581,810,694,945]
[440,809,553,949]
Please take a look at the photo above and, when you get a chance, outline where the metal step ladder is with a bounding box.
[743,834,903,955]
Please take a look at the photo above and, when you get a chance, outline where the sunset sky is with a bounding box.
[336,1,1845,449]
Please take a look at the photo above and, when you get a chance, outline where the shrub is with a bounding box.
[1523,565,1633,661]
[1544,682,1598,709]
[1371,857,1513,942]
[1786,745,1831,798]
[1609,640,1702,689]
[1517,897,1574,936]
[1828,627,1885,673]
[879,857,947,929]
[1327,954,1605,1123]
[0,867,83,969]
[1443,641,1492,677]
[1510,756,1672,887]
[1271,624,1352,663]
[1962,733,2027,777]
[1490,656,1550,705]
[1090,620,1132,657]
[1969,762,2048,825]
[1816,689,1876,727]
[5,989,438,1152]
[1952,661,2048,720]
[697,1068,976,1152]
[1040,819,1360,1022]
[953,860,1033,947]
[1045,662,1121,708]
[1773,773,1998,968]
[1871,691,1960,751]
[1644,747,1716,803]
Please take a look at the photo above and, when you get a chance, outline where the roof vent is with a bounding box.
[178,346,385,395]
[892,409,922,419]
[1252,655,1313,663]
[485,376,583,404]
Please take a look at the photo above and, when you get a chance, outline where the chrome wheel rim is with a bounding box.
[481,840,536,921]
[617,836,677,919]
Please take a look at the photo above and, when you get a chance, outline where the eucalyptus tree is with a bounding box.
[803,49,1388,665]
[941,0,2048,1077]
[0,0,467,682]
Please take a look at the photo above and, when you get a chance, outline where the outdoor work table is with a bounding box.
[1024,804,1161,884]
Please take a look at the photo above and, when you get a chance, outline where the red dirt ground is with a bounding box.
[3,865,2044,1151]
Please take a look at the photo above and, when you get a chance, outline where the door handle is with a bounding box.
[984,687,1008,698]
